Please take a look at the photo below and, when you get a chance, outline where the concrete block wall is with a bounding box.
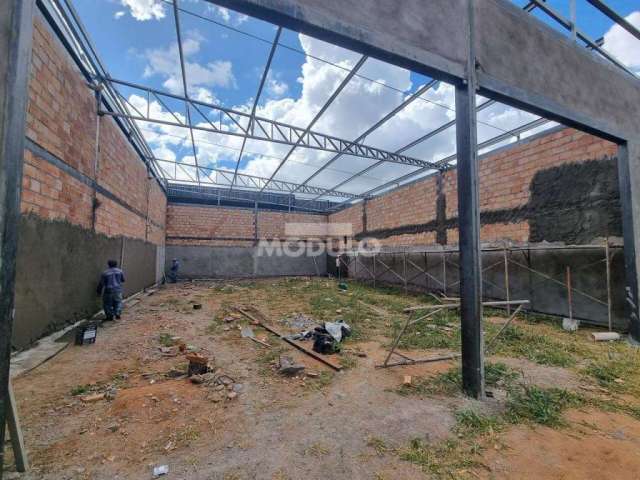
[12,13,167,349]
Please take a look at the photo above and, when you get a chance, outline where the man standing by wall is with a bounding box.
[167,258,179,283]
[97,260,125,321]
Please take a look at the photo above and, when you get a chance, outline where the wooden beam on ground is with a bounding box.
[235,307,342,371]
[403,299,529,313]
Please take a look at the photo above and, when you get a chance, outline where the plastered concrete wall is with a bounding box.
[165,245,327,279]
[346,246,625,329]
[14,215,157,348]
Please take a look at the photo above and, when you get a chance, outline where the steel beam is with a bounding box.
[231,27,282,186]
[259,55,368,191]
[102,78,440,171]
[585,0,640,43]
[152,158,361,199]
[315,99,497,200]
[0,0,34,476]
[295,79,439,194]
[529,0,635,77]
[172,0,200,183]
[329,116,549,208]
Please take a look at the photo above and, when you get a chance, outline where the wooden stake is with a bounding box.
[566,265,573,321]
[605,239,613,331]
[6,378,28,472]
[503,247,511,315]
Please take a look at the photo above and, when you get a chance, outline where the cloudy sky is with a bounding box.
[72,0,640,200]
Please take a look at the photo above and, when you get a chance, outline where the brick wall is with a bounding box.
[166,204,327,247]
[21,14,166,245]
[329,127,618,247]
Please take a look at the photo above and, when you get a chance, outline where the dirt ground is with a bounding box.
[5,278,640,479]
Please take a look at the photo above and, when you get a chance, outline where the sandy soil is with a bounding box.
[480,409,640,480]
[8,282,457,479]
[5,280,640,480]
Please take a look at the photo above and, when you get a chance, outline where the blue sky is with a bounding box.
[70,0,640,198]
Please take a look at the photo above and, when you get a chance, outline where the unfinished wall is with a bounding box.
[329,127,623,328]
[331,127,619,246]
[165,204,327,278]
[13,13,167,348]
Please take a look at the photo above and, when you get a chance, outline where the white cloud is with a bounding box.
[133,33,552,194]
[119,0,165,21]
[603,11,640,74]
[266,77,288,97]
[142,34,236,96]
[207,5,249,26]
[114,11,126,20]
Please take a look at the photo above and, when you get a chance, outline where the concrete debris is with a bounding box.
[281,313,316,330]
[592,332,621,342]
[278,355,305,376]
[562,317,580,332]
[164,368,186,378]
[153,465,169,477]
[81,393,105,403]
[191,371,242,401]
[189,374,207,385]
[232,383,244,393]
[105,423,119,433]
[105,387,117,401]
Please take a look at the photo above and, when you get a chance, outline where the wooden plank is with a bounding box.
[376,353,461,369]
[403,299,529,312]
[6,378,28,472]
[235,307,342,371]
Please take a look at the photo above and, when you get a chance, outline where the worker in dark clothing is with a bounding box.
[167,258,179,283]
[97,259,125,321]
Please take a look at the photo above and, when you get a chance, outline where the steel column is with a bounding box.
[456,0,484,399]
[617,142,640,343]
[0,0,34,476]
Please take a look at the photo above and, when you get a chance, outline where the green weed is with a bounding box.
[505,386,583,427]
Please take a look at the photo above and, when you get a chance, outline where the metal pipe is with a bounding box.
[605,239,613,331]
[504,247,511,315]
[566,265,573,321]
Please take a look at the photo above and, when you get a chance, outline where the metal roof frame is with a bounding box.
[43,0,638,212]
